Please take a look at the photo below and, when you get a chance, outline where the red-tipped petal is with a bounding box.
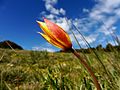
[39,33,66,49]
[44,18,72,49]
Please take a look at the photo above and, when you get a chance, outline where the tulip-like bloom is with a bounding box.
[37,18,72,50]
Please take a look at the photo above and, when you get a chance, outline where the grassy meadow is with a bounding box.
[0,48,120,90]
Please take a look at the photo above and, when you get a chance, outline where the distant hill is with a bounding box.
[0,40,23,50]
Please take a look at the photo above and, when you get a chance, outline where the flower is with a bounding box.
[37,18,72,50]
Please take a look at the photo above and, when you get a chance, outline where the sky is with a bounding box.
[0,0,120,52]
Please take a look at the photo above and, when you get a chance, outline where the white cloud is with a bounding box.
[43,0,58,4]
[69,30,98,48]
[86,0,120,44]
[71,0,120,46]
[32,46,56,52]
[45,14,55,19]
[117,35,120,41]
[55,17,71,32]
[101,0,120,9]
[39,0,120,48]
[42,14,71,32]
[32,42,58,52]
[98,17,118,35]
[84,34,98,44]
[83,8,89,13]
[43,0,66,15]
[59,8,66,15]
[90,0,120,20]
[40,0,68,31]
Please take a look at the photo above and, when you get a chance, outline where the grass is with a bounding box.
[0,48,120,90]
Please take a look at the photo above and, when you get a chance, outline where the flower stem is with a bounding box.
[70,48,101,90]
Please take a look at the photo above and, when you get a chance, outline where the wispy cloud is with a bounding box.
[72,0,120,46]
[43,0,66,15]
[38,0,120,50]
[32,43,57,52]
[89,0,120,35]
[32,46,56,52]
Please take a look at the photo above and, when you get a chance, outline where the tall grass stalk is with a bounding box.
[5,41,16,52]
[4,81,12,90]
[72,23,109,73]
[101,21,118,46]
[71,22,117,89]
[65,18,90,64]
[65,18,82,49]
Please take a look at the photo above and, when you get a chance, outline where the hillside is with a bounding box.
[0,40,23,50]
[0,48,120,89]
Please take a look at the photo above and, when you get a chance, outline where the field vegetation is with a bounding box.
[0,44,120,90]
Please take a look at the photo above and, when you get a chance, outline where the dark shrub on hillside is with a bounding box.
[0,40,23,50]
[106,43,114,52]
[96,44,103,51]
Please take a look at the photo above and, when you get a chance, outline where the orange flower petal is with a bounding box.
[37,20,72,49]
[44,18,72,49]
[38,32,65,49]
[36,21,52,36]
[37,21,58,41]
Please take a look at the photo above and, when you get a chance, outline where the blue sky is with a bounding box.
[0,0,120,52]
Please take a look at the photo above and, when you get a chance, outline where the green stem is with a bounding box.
[70,48,101,90]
